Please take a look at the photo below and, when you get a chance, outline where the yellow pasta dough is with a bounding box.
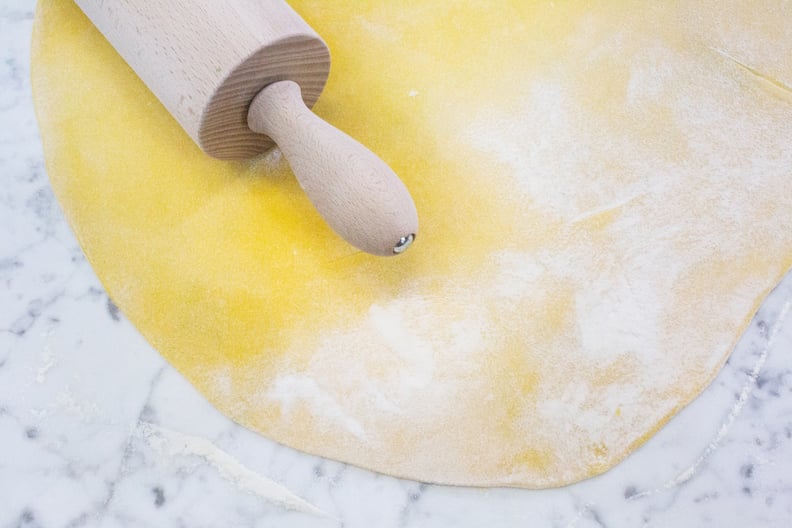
[32,0,792,487]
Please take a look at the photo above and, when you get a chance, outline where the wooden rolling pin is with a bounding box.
[74,0,418,256]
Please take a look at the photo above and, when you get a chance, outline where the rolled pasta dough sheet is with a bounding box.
[31,0,792,487]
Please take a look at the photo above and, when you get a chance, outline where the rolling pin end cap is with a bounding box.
[393,233,416,255]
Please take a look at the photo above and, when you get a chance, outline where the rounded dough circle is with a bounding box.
[32,0,792,487]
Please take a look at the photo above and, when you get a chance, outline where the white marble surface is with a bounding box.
[2,2,792,527]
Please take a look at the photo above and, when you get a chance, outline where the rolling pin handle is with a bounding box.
[248,81,418,256]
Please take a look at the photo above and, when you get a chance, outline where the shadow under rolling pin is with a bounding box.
[75,0,418,256]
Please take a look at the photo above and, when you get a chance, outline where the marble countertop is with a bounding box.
[2,2,791,527]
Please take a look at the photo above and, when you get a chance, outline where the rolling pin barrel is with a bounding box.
[74,0,418,255]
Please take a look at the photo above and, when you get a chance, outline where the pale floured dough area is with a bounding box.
[32,0,792,488]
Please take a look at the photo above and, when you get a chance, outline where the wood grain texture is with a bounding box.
[74,0,331,159]
[248,81,418,256]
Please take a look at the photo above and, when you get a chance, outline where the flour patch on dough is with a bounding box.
[576,273,663,363]
[492,251,547,301]
[267,375,369,440]
[264,290,489,439]
[626,42,677,106]
[464,80,587,219]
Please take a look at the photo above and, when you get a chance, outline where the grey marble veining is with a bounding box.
[1,1,791,527]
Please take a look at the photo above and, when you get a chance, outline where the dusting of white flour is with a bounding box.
[137,423,330,519]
